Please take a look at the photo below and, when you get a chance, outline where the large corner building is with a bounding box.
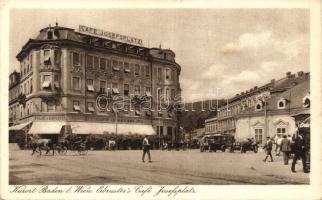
[9,24,181,142]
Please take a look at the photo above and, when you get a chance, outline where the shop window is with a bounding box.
[124,62,130,73]
[86,79,94,92]
[167,126,173,136]
[87,102,95,112]
[99,58,106,70]
[124,84,129,96]
[135,64,140,76]
[72,77,81,90]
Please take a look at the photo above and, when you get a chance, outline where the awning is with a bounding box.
[69,122,155,135]
[29,121,65,134]
[9,121,32,131]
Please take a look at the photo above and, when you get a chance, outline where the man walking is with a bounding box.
[263,137,273,162]
[142,136,152,163]
[291,131,308,173]
[280,135,291,165]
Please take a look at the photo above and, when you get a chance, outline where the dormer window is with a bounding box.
[277,98,287,109]
[303,96,310,108]
[255,102,263,111]
[47,31,53,39]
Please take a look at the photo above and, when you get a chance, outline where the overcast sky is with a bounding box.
[10,9,309,101]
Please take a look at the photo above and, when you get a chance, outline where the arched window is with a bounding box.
[47,31,53,39]
[277,98,286,109]
[255,102,262,111]
[303,96,310,108]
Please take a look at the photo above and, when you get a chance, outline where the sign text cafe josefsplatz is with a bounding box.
[79,25,143,46]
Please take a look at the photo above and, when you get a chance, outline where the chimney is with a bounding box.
[286,72,292,78]
[297,71,304,77]
[254,86,258,90]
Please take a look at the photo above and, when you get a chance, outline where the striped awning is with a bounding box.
[69,122,155,135]
[29,121,66,134]
[9,121,32,131]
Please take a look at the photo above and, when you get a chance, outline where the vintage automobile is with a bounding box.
[239,138,259,153]
[200,134,233,152]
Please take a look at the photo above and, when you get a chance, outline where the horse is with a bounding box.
[28,135,54,156]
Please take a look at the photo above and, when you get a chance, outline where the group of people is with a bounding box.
[263,131,309,173]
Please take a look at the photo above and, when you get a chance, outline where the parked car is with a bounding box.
[200,134,233,152]
[240,139,258,153]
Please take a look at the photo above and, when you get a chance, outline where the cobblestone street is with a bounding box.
[9,148,309,185]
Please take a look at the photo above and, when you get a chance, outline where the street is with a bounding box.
[9,147,309,185]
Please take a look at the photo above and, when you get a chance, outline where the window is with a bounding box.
[94,57,99,69]
[86,55,93,69]
[112,60,119,71]
[44,50,51,65]
[167,127,173,137]
[86,79,94,92]
[106,59,111,72]
[118,61,123,71]
[254,128,263,144]
[124,62,130,73]
[47,31,53,39]
[99,58,106,70]
[112,82,119,94]
[54,50,60,65]
[72,52,80,66]
[277,99,286,109]
[277,127,286,135]
[166,68,171,80]
[124,84,129,96]
[303,96,310,108]
[158,68,162,81]
[30,54,33,69]
[73,101,80,111]
[72,77,81,90]
[166,88,170,99]
[135,64,140,75]
[140,65,144,76]
[255,102,262,111]
[145,65,150,77]
[100,81,106,93]
[145,87,152,97]
[87,102,95,112]
[134,85,140,95]
[171,89,175,100]
[42,75,51,89]
[54,75,60,88]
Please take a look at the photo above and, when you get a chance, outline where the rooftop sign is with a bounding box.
[79,25,143,46]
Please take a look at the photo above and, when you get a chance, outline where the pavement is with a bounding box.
[9,147,309,185]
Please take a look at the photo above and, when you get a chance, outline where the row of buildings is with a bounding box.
[205,71,310,145]
[9,23,181,143]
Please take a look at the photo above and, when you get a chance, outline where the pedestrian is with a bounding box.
[263,137,274,162]
[280,135,291,165]
[291,131,308,173]
[142,136,152,163]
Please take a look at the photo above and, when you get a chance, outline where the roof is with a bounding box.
[237,78,310,118]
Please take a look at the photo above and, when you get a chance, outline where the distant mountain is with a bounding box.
[178,99,226,132]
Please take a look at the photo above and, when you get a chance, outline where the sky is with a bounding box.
[10,9,309,102]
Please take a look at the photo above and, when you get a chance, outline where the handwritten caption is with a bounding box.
[10,185,196,197]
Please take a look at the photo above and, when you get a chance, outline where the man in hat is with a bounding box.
[291,131,308,173]
[263,136,274,162]
[142,136,152,163]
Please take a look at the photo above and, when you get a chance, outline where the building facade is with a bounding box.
[205,71,310,144]
[9,24,181,141]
